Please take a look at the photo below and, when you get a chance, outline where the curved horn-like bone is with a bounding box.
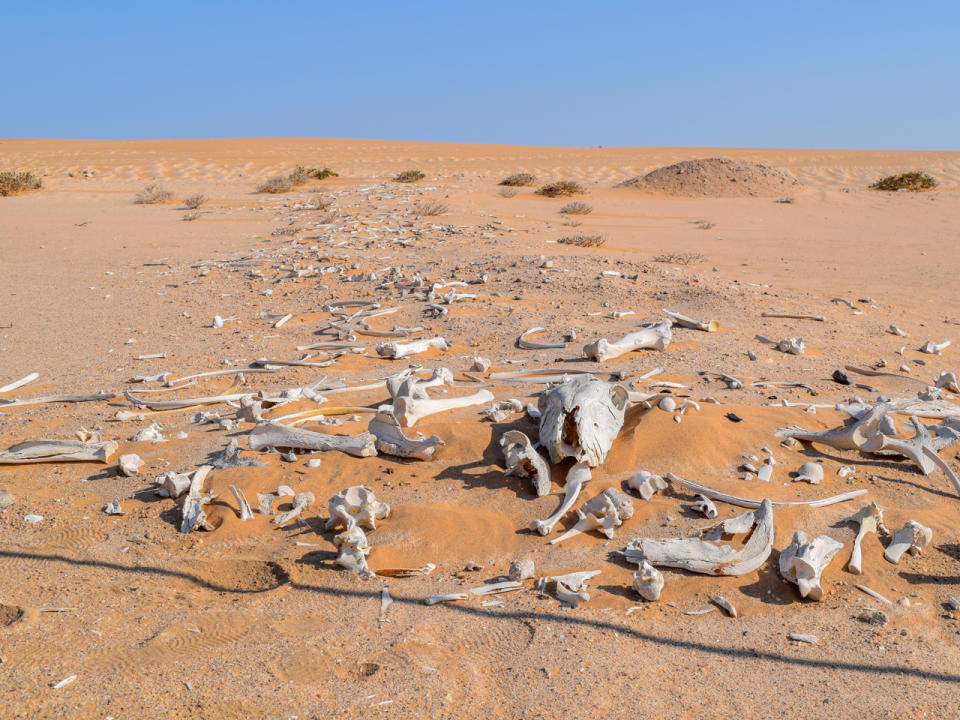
[368,410,444,460]
[501,430,551,497]
[517,327,568,350]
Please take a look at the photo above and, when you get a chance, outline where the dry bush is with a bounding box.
[256,175,294,194]
[692,220,715,230]
[271,225,301,236]
[393,169,425,183]
[498,187,519,198]
[309,195,335,210]
[562,220,583,227]
[558,234,605,248]
[775,196,795,204]
[870,171,937,192]
[559,200,592,215]
[183,193,207,209]
[307,166,338,180]
[316,211,338,224]
[0,171,42,196]
[499,172,536,187]
[413,201,448,216]
[134,183,174,204]
[652,252,704,265]
[182,211,201,222]
[536,180,585,197]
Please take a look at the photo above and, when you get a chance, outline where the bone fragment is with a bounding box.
[368,410,444,460]
[500,430,551,497]
[779,531,843,601]
[920,340,951,355]
[776,337,805,355]
[0,392,115,409]
[391,389,494,427]
[0,372,39,393]
[158,470,192,498]
[583,321,672,361]
[0,439,118,464]
[229,486,254,520]
[272,491,315,525]
[210,437,265,468]
[548,570,601,608]
[104,500,123,515]
[693,494,718,518]
[389,367,454,400]
[888,325,909,337]
[847,502,889,574]
[531,461,591,536]
[859,415,941,476]
[131,423,164,443]
[794,462,823,484]
[711,595,737,617]
[257,493,275,515]
[376,337,449,359]
[469,581,522,596]
[550,488,634,544]
[249,422,377,457]
[884,520,932,564]
[180,465,215,533]
[471,357,491,373]
[855,584,892,605]
[334,525,375,578]
[425,593,468,605]
[626,470,668,500]
[776,402,894,451]
[663,309,718,332]
[509,559,536,581]
[118,454,143,476]
[375,564,436,577]
[483,398,524,422]
[700,509,758,541]
[632,560,664,602]
[788,633,819,644]
[325,486,390,531]
[761,312,826,322]
[518,327,568,350]
[665,473,867,508]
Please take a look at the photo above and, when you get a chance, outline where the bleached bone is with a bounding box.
[712,595,738,617]
[632,561,664,601]
[859,415,941,475]
[0,439,119,464]
[324,486,390,531]
[156,367,275,388]
[517,327,568,350]
[692,494,717,518]
[272,491,315,525]
[334,525,375,578]
[131,423,164,443]
[0,392,115,409]
[888,325,909,337]
[623,498,774,576]
[846,502,889,574]
[665,473,867,509]
[920,340,951,355]
[392,389,494,427]
[884,520,932,563]
[180,465,215,533]
[531,461,591,536]
[663,309,718,332]
[626,470,668,500]
[425,593,467,605]
[391,367,454,400]
[794,462,823,484]
[368,411,444,460]
[936,371,960,393]
[761,312,826,322]
[548,570,601,608]
[583,320,672,361]
[538,375,628,466]
[128,372,170,384]
[210,437,265,469]
[104,500,123,515]
[376,337,449,359]
[550,488,634,544]
[470,580,522,596]
[158,470,192,498]
[658,396,676,412]
[375,563,436,577]
[237,396,263,423]
[776,402,894,451]
[471,357,491,373]
[483,398,524,422]
[249,422,377,457]
[257,493,275,515]
[500,430,551,497]
[700,509,758,541]
[229,486,254,520]
[123,388,249,410]
[509,559,536,581]
[0,372,39,394]
[778,531,843,601]
[118,454,143,477]
[776,337,805,355]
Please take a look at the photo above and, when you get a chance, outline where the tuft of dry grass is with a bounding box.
[309,195,335,210]
[183,193,207,209]
[306,166,338,180]
[182,211,201,222]
[558,234,605,248]
[413,201,448,216]
[562,220,583,227]
[256,175,294,193]
[775,196,795,204]
[870,171,937,192]
[499,172,536,187]
[316,211,338,225]
[135,183,174,204]
[652,252,704,265]
[393,169,425,183]
[498,187,519,198]
[536,180,585,197]
[271,226,301,236]
[559,200,593,215]
[0,171,42,196]
[691,220,715,230]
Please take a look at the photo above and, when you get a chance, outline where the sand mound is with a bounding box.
[620,157,801,197]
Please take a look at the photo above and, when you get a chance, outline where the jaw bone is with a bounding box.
[778,531,843,601]
[884,520,932,564]
[776,402,894,451]
[376,337,450,359]
[0,439,119,464]
[248,422,377,457]
[324,486,390,531]
[846,502,889,574]
[272,491,315,525]
[391,388,494,427]
[623,498,774,576]
[583,320,672,361]
[550,488,634,545]
[334,525,375,578]
[537,375,628,467]
[632,560,664,601]
[368,410,444,460]
[500,430,552,497]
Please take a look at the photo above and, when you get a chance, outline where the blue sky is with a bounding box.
[2,1,957,148]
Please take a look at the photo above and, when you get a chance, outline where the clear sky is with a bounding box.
[2,1,958,149]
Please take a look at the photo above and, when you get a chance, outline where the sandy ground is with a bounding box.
[1,139,960,719]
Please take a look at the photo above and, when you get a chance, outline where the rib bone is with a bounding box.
[518,327,568,350]
[778,531,843,601]
[229,486,254,520]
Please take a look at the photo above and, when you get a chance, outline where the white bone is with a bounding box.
[391,367,454,400]
[500,430,551,497]
[229,485,254,520]
[249,422,377,457]
[665,473,866,508]
[550,487,634,544]
[469,580,522,595]
[623,498,774,576]
[632,561,664,601]
[0,372,39,394]
[531,461,591,536]
[859,415,940,475]
[509,559,536,581]
[538,375,628,466]
[776,402,894,451]
[272,491,315,525]
[392,389,494,427]
[518,327,568,350]
[548,569,601,608]
[692,494,717,518]
[483,398,523,422]
[324,486,390,531]
[583,320,672,361]
[123,388,249,410]
[118,454,143,476]
[128,373,171,384]
[658,396,676,412]
[936,371,959,393]
[158,470,192,498]
[711,595,737,617]
[700,509,758,541]
[888,325,909,337]
[847,502,889,574]
[884,520,932,563]
[376,337,449,359]
[920,340,951,354]
[778,531,843,601]
[663,309,718,332]
[777,337,805,355]
[471,357,491,372]
[0,391,114,409]
[104,500,124,515]
[180,465,215,533]
[425,593,468,605]
[131,423,164,443]
[794,462,823,484]
[0,439,118,464]
[368,410,444,460]
[626,470,668,500]
[334,525,375,578]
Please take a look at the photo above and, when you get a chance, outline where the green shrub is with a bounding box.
[393,169,425,183]
[870,171,937,192]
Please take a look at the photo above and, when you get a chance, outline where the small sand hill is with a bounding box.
[620,157,802,197]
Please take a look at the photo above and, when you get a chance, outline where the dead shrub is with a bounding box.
[182,211,201,222]
[499,172,536,187]
[870,171,937,192]
[559,201,592,215]
[498,187,519,198]
[558,234,605,248]
[413,201,448,216]
[183,193,207,209]
[652,252,704,265]
[536,180,585,197]
[135,183,174,204]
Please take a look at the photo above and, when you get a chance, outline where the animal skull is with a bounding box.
[538,375,628,467]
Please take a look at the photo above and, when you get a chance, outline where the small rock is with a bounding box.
[509,559,535,581]
[24,514,44,524]
[306,458,322,468]
[858,610,888,626]
[831,369,851,385]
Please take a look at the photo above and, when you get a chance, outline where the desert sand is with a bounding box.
[1,138,960,719]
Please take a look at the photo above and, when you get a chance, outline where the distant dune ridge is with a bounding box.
[618,157,802,197]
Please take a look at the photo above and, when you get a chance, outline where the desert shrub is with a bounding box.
[307,166,338,180]
[0,171,42,196]
[183,193,207,209]
[870,171,937,192]
[413,201,448,216]
[309,195,334,210]
[558,234,605,248]
[559,200,592,215]
[536,180,585,197]
[498,187,519,198]
[182,211,201,221]
[393,169,425,183]
[316,211,338,224]
[692,220,715,230]
[652,252,704,265]
[134,183,173,204]
[256,175,294,193]
[271,225,301,236]
[562,220,583,227]
[775,196,795,204]
[499,172,536,187]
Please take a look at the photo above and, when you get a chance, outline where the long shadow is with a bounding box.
[3,548,960,684]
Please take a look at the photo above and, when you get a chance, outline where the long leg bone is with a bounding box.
[324,486,390,531]
[846,502,889,574]
[883,520,932,563]
[391,389,494,427]
[663,309,718,332]
[368,411,444,460]
[500,430,552,497]
[0,439,119,464]
[583,321,672,361]
[778,531,843,601]
[530,461,591,536]
[376,337,449,359]
[550,487,634,544]
[249,422,377,457]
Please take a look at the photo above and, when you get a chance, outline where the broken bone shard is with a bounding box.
[509,559,536,581]
[257,493,275,515]
[500,430,551,497]
[920,340,951,355]
[778,531,843,601]
[390,367,454,400]
[794,462,824,484]
[776,402,894,451]
[777,337,805,355]
[538,375,628,466]
[550,569,601,609]
[324,486,390,531]
[334,525,375,578]
[180,466,215,534]
[711,595,737,617]
[368,410,444,460]
[425,593,467,605]
[158,470,192,498]
[131,423,164,443]
[583,320,673,361]
[210,437,265,469]
[229,485,254,521]
[249,422,377,457]
[884,520,932,564]
[0,439,119,465]
[118,453,143,477]
[483,398,524,423]
[632,560,664,601]
[272,491,315,525]
[626,470,668,500]
[391,389,494,428]
[376,336,449,359]
[624,498,774,576]
[550,487,634,545]
[104,500,123,515]
[663,309,718,332]
[531,461,591,536]
[471,357,491,373]
[847,502,889,574]
[693,494,718,518]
